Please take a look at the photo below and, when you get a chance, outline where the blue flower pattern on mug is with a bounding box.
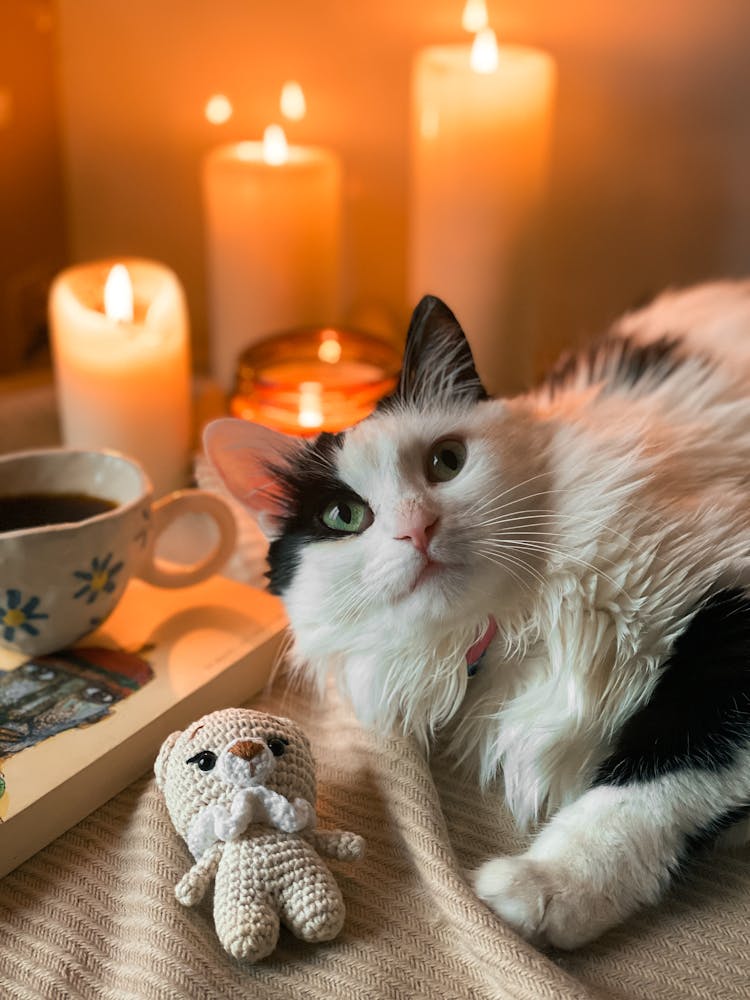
[73,553,124,605]
[0,590,50,642]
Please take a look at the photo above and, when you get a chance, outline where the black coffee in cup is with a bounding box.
[0,493,118,533]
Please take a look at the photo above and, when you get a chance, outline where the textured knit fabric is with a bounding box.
[1,671,749,999]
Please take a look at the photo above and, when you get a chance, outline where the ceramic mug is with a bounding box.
[0,447,237,657]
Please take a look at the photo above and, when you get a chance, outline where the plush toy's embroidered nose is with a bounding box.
[219,737,275,787]
[229,739,266,761]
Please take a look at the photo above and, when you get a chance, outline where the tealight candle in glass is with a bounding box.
[229,326,400,436]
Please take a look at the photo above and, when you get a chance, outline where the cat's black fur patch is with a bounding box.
[545,334,690,398]
[378,295,488,412]
[666,801,750,880]
[266,431,366,595]
[681,803,750,858]
[594,588,750,786]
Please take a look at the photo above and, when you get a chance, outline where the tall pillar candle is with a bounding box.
[410,42,556,395]
[49,258,191,497]
[203,138,342,392]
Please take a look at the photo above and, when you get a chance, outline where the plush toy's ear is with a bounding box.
[154,730,181,789]
[390,295,489,407]
[203,418,302,540]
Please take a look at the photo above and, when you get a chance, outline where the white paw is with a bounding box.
[472,856,619,950]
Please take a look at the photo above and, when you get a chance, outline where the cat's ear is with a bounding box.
[203,418,302,539]
[393,295,489,407]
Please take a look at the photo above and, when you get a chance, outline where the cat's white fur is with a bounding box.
[207,280,750,948]
[474,750,750,948]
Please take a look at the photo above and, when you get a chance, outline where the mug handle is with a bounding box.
[137,489,237,589]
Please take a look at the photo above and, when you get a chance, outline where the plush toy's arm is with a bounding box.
[306,829,366,861]
[175,842,224,907]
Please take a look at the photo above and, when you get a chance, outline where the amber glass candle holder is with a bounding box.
[229,326,401,436]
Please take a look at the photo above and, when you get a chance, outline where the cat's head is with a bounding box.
[205,297,546,736]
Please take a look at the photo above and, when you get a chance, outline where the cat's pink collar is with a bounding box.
[466,616,498,677]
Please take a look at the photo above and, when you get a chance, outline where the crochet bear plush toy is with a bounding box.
[155,707,365,962]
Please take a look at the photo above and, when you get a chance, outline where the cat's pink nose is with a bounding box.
[395,514,439,553]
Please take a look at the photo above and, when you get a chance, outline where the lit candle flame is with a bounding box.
[298,381,324,428]
[461,0,489,33]
[205,93,233,125]
[470,27,500,73]
[280,81,306,122]
[262,123,289,165]
[317,332,342,364]
[104,265,134,323]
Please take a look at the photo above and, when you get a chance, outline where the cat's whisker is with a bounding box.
[464,471,556,516]
[485,538,623,592]
[467,511,635,550]
[318,565,372,625]
[475,491,632,526]
[496,535,622,572]
[470,545,538,595]
[489,524,628,552]
[268,628,296,688]
[468,483,655,525]
[334,578,372,625]
[466,479,616,517]
[470,539,549,587]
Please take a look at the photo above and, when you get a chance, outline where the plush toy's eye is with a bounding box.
[267,737,289,757]
[186,750,218,771]
[426,438,467,483]
[320,498,373,535]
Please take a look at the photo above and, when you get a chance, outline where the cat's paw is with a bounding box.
[471,855,618,950]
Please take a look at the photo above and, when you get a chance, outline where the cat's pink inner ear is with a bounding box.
[203,418,301,536]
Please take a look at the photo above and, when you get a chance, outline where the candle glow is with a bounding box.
[205,94,233,125]
[49,258,192,496]
[318,333,342,364]
[410,37,556,395]
[262,124,289,165]
[461,0,489,33]
[470,27,500,73]
[0,88,11,129]
[280,81,307,122]
[103,264,134,323]
[203,137,343,389]
[297,381,324,428]
[229,326,400,435]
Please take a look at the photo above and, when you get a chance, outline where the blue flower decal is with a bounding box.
[73,552,124,605]
[0,590,49,641]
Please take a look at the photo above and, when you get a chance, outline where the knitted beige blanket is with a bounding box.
[1,674,748,1000]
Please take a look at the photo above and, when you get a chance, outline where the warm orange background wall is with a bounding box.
[5,1,750,379]
[0,0,66,373]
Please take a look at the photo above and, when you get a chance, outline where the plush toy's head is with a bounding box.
[155,708,316,839]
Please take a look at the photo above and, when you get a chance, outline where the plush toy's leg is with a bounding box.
[213,849,279,962]
[278,862,346,943]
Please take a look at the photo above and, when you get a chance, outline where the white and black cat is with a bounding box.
[206,282,750,949]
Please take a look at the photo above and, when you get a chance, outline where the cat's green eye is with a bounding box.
[320,498,372,534]
[426,438,467,483]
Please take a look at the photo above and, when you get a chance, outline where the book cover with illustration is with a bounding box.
[0,575,287,878]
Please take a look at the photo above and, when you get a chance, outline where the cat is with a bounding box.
[205,283,750,949]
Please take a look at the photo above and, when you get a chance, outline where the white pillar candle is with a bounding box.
[49,258,192,497]
[409,37,556,395]
[203,130,342,392]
